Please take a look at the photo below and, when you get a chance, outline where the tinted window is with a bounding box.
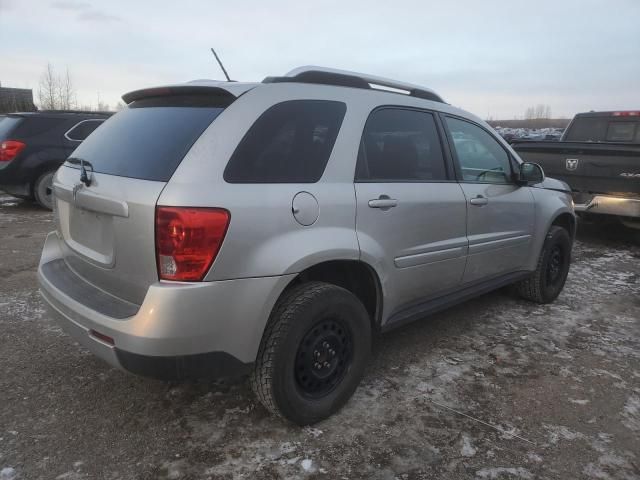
[66,100,224,181]
[66,120,104,141]
[446,117,512,184]
[13,117,60,137]
[356,108,447,182]
[224,100,346,183]
[564,117,608,142]
[0,116,21,139]
[606,122,637,142]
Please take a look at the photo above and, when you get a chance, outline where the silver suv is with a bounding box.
[38,67,575,425]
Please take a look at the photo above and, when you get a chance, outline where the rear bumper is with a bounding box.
[574,195,640,218]
[38,231,295,379]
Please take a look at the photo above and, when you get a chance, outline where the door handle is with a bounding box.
[469,195,488,206]
[368,195,398,209]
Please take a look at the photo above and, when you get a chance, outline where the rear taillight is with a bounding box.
[612,111,640,117]
[155,206,230,282]
[0,140,26,162]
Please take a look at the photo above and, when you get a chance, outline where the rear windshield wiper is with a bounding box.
[66,157,94,186]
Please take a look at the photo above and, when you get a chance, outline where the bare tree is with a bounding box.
[524,106,534,120]
[37,63,77,110]
[38,63,58,110]
[58,68,76,110]
[524,104,552,120]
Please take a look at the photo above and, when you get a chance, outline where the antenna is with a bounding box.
[210,48,232,82]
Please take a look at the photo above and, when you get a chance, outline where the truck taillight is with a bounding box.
[0,140,26,162]
[612,111,640,117]
[155,206,230,282]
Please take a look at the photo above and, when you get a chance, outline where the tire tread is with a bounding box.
[250,281,340,419]
[516,225,569,303]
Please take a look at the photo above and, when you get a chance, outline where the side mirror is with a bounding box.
[518,162,545,185]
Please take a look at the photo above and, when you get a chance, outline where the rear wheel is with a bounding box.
[515,226,572,303]
[251,282,371,425]
[33,170,55,210]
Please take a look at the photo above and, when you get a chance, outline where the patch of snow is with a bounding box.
[544,424,586,445]
[301,458,314,472]
[583,463,610,479]
[461,434,477,457]
[621,395,640,431]
[476,467,533,479]
[0,467,16,480]
[303,427,323,438]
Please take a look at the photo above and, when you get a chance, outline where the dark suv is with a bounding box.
[0,110,111,209]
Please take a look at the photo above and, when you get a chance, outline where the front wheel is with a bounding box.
[33,170,55,210]
[251,282,371,425]
[515,225,572,303]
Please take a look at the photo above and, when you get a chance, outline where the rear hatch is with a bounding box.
[53,90,233,305]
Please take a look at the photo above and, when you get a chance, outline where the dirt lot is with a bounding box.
[0,194,638,480]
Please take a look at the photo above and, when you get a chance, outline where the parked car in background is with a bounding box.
[38,67,575,425]
[0,110,112,209]
[512,111,640,229]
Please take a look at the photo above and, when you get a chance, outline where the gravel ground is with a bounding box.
[0,194,638,480]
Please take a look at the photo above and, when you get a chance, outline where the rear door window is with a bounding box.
[66,96,225,181]
[224,100,346,183]
[65,119,105,141]
[606,122,637,142]
[355,108,448,182]
[6,117,60,138]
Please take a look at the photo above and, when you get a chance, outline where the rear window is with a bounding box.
[606,122,637,142]
[66,96,225,181]
[0,116,21,139]
[224,100,346,183]
[565,117,640,143]
[564,117,609,142]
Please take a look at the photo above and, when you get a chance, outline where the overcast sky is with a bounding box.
[1,0,638,118]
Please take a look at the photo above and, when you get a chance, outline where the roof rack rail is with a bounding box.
[263,66,445,103]
[37,109,113,115]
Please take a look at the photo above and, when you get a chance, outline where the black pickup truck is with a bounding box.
[512,111,640,228]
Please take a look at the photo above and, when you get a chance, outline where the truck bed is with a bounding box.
[512,141,640,201]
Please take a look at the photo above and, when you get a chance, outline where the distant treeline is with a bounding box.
[487,118,572,129]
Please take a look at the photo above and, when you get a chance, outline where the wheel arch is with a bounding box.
[280,259,383,333]
[551,211,576,240]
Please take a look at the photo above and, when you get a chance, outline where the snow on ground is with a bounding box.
[0,198,638,479]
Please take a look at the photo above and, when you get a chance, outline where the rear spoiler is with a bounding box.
[122,82,257,105]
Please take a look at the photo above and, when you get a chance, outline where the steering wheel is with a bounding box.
[476,167,504,181]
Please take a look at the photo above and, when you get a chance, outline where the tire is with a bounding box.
[33,171,55,210]
[250,281,371,425]
[619,217,640,231]
[515,226,572,304]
